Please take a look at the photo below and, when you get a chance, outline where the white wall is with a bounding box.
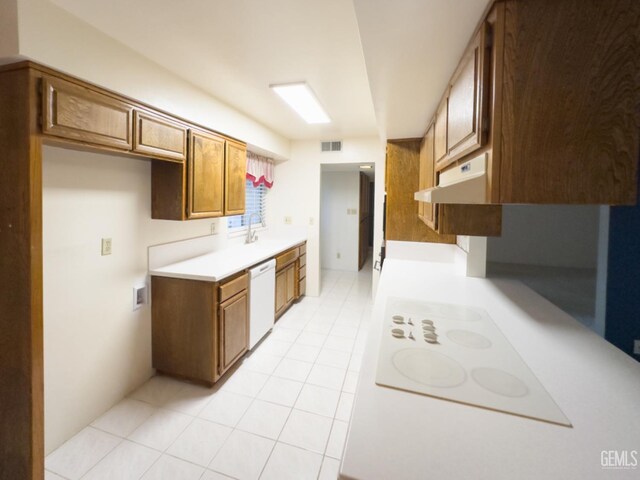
[487,205,600,268]
[0,0,19,59]
[267,137,386,296]
[42,146,231,453]
[320,171,360,271]
[13,0,290,159]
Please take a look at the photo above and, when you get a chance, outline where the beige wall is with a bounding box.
[0,0,19,60]
[268,137,386,296]
[42,146,227,453]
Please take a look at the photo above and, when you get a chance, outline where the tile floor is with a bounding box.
[45,264,373,480]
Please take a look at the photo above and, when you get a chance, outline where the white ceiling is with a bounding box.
[51,0,490,142]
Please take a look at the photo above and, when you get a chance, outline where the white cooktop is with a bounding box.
[376,297,571,427]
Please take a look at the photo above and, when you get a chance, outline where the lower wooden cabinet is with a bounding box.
[151,272,248,385]
[275,242,306,319]
[218,291,248,376]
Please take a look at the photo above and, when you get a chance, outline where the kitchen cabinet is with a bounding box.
[418,126,436,230]
[132,110,188,163]
[42,76,133,150]
[433,95,448,166]
[275,243,306,319]
[152,134,247,220]
[387,139,500,238]
[430,0,639,205]
[416,125,502,236]
[218,289,248,376]
[225,140,247,216]
[187,130,225,218]
[298,244,307,298]
[150,271,248,385]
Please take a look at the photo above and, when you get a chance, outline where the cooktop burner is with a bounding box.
[375,297,571,427]
[393,349,466,388]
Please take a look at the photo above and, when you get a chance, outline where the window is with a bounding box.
[227,180,267,230]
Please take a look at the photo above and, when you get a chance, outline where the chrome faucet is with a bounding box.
[245,213,262,244]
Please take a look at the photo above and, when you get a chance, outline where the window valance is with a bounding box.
[246,151,274,188]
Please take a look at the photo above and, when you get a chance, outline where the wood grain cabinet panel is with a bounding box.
[218,291,248,376]
[434,96,448,165]
[133,110,187,162]
[275,269,287,317]
[446,28,487,163]
[188,130,225,218]
[42,76,133,150]
[285,265,296,304]
[225,140,247,215]
[419,125,437,230]
[151,272,249,385]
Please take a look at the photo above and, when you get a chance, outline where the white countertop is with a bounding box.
[149,235,306,281]
[342,251,640,479]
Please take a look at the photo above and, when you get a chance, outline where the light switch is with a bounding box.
[284,216,292,224]
[101,238,112,256]
[133,284,147,310]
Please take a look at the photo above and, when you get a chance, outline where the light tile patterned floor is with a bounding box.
[45,264,373,480]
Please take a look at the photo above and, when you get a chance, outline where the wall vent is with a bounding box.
[321,140,342,152]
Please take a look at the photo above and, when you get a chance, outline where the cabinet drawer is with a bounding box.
[42,76,133,150]
[298,264,306,280]
[133,110,188,162]
[276,248,299,270]
[299,243,307,255]
[219,272,248,303]
[298,253,306,268]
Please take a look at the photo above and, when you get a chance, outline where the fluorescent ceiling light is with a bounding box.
[270,82,330,124]
[360,165,373,169]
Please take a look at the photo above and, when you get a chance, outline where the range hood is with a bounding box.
[414,153,487,204]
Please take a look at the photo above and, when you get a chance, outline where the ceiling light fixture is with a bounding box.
[270,82,330,124]
[360,165,373,169]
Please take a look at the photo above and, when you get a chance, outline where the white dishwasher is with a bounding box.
[249,259,276,349]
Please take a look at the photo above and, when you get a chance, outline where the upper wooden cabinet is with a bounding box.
[133,110,188,163]
[426,0,640,205]
[433,95,448,166]
[37,68,249,221]
[445,27,488,165]
[418,125,436,230]
[225,140,247,216]
[188,130,225,219]
[42,76,133,150]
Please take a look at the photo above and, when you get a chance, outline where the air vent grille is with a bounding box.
[321,140,342,152]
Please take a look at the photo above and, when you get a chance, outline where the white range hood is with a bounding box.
[414,153,487,204]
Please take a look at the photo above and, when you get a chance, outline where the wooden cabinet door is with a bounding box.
[422,125,437,231]
[188,130,225,218]
[225,140,247,215]
[218,292,248,375]
[275,269,287,316]
[133,110,188,162]
[446,28,487,162]
[434,95,448,166]
[285,265,296,304]
[42,76,133,150]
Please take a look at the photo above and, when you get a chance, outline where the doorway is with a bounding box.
[319,164,375,277]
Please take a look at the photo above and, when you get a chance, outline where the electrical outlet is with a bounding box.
[133,285,147,310]
[634,340,640,355]
[210,222,217,234]
[101,238,112,256]
[337,252,341,259]
[284,216,292,225]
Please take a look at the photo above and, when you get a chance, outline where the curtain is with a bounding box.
[246,151,274,188]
